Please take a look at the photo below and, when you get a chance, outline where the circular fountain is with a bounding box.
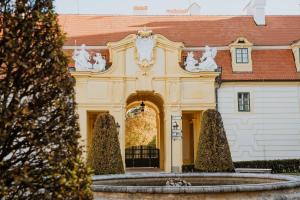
[93,173,300,200]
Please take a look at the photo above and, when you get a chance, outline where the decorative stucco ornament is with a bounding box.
[184,52,199,72]
[92,53,106,72]
[72,44,93,71]
[198,46,218,71]
[185,46,218,72]
[73,45,107,72]
[135,28,156,70]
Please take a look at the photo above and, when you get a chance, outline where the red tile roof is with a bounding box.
[58,15,300,46]
[217,50,300,81]
[59,15,300,81]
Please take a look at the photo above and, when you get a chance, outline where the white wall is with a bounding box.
[218,82,300,161]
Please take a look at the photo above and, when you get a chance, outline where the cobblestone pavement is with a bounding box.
[125,167,163,173]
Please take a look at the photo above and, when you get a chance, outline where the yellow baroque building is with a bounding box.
[71,31,219,172]
[60,8,300,172]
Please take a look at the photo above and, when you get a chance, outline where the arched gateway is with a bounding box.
[72,29,220,172]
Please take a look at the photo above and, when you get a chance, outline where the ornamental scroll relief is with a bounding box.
[134,28,156,72]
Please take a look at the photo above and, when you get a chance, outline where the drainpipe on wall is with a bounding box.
[215,68,222,111]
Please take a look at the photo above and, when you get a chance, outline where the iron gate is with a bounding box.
[125,145,159,168]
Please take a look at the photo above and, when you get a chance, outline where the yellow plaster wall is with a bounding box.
[182,113,194,164]
[72,33,219,172]
[181,111,203,165]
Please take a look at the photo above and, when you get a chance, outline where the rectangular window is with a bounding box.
[238,92,250,112]
[236,48,249,64]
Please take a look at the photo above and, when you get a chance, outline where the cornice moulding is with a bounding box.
[64,45,292,50]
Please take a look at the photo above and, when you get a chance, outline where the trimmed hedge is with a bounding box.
[87,113,124,175]
[234,159,300,174]
[182,164,196,173]
[182,159,300,173]
[194,109,234,172]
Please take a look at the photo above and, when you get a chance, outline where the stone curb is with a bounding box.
[92,173,300,194]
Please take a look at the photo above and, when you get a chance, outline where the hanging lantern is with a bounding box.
[140,101,145,112]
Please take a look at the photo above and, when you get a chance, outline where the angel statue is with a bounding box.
[198,46,218,71]
[92,53,106,72]
[72,44,92,71]
[184,52,199,72]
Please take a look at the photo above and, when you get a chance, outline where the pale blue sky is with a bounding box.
[54,0,299,15]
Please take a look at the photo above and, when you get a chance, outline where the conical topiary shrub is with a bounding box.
[195,109,235,172]
[87,113,124,175]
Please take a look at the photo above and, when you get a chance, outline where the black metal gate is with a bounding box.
[125,145,159,168]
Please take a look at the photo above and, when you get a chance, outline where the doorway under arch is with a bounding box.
[125,91,165,170]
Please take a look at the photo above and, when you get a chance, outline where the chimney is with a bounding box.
[244,0,266,25]
[166,2,201,16]
[188,3,201,15]
[133,6,148,15]
[166,9,188,15]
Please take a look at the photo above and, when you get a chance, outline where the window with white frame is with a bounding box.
[238,92,250,112]
[236,48,249,63]
[229,37,253,72]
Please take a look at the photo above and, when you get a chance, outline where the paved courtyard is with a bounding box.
[125,167,163,173]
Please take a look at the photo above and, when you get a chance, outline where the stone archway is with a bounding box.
[125,101,158,148]
[71,30,220,172]
[125,91,165,170]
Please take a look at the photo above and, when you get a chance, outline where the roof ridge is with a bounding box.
[58,14,300,17]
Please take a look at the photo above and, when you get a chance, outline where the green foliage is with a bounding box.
[0,1,92,199]
[183,159,300,174]
[195,109,234,172]
[148,135,156,148]
[125,106,157,148]
[234,159,300,174]
[87,113,124,175]
[182,164,196,173]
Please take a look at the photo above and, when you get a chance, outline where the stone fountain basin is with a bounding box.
[92,173,300,200]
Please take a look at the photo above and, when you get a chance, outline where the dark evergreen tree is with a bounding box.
[195,109,235,172]
[87,113,124,175]
[0,0,93,199]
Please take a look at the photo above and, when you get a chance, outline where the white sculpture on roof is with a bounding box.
[184,52,199,72]
[73,44,92,71]
[92,53,106,72]
[135,28,156,69]
[198,46,218,71]
[184,46,218,72]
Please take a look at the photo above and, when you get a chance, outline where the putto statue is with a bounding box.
[184,52,198,72]
[198,46,218,71]
[184,46,218,72]
[93,53,106,72]
[72,44,92,71]
[72,44,107,72]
